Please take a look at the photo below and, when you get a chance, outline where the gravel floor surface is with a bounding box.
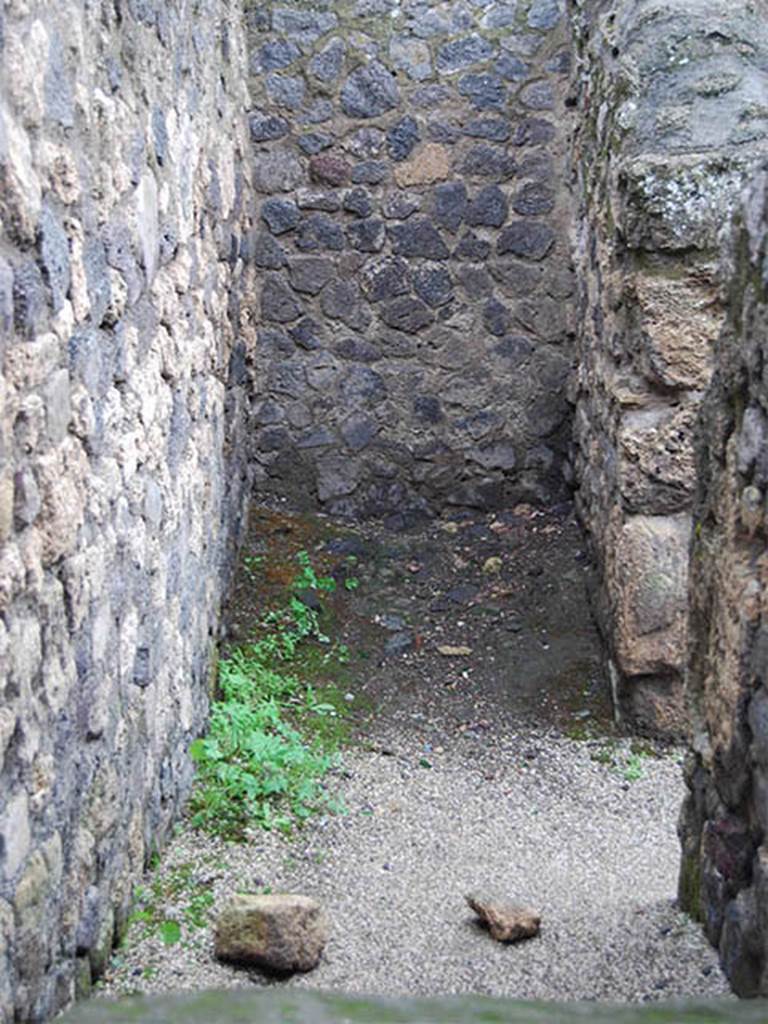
[101,732,730,1005]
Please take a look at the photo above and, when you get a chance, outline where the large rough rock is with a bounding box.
[678,169,768,997]
[465,893,541,943]
[215,894,329,973]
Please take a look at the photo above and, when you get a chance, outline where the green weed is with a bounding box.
[189,550,353,841]
[123,862,215,950]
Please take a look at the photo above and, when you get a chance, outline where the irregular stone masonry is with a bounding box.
[245,0,577,523]
[679,169,768,998]
[569,0,768,736]
[0,1,256,1019]
[2,0,768,1017]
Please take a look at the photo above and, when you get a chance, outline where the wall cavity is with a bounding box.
[569,0,768,735]
[0,1,255,1019]
[678,168,768,997]
[245,0,576,523]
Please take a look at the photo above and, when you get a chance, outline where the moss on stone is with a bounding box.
[678,850,703,922]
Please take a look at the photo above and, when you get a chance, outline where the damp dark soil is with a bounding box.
[223,499,613,749]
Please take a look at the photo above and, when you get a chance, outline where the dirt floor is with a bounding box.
[224,498,612,747]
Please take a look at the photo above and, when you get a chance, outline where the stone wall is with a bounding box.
[0,1,255,1019]
[678,168,768,997]
[569,0,768,735]
[245,0,576,523]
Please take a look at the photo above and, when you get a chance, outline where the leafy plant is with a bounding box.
[293,549,336,594]
[158,920,181,946]
[188,550,351,840]
[122,862,215,950]
[623,752,645,782]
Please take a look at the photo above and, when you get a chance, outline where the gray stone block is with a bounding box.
[261,274,303,323]
[350,160,389,185]
[39,206,70,315]
[461,145,517,180]
[361,256,411,302]
[380,296,435,333]
[387,117,420,162]
[436,35,495,74]
[412,265,453,308]
[346,218,385,253]
[260,38,301,71]
[343,188,374,218]
[296,214,345,252]
[249,112,290,142]
[253,232,288,270]
[13,260,47,337]
[288,257,334,295]
[261,199,301,235]
[466,185,509,228]
[459,73,507,111]
[432,183,468,232]
[497,220,555,259]
[388,219,449,260]
[513,182,555,216]
[265,73,305,110]
[309,38,345,83]
[341,61,400,119]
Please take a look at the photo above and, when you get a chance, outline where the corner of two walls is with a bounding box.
[244,0,576,524]
[0,1,255,1019]
[569,0,768,737]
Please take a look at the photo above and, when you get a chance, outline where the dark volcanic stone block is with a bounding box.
[412,265,454,307]
[261,199,300,235]
[296,214,345,251]
[432,182,468,232]
[260,38,301,71]
[512,118,555,146]
[436,35,494,73]
[458,73,507,111]
[310,37,345,82]
[496,53,530,81]
[343,188,374,217]
[461,144,517,180]
[497,220,555,260]
[321,279,371,329]
[513,182,556,216]
[466,185,509,228]
[288,257,334,295]
[454,232,492,260]
[341,61,400,118]
[347,219,386,253]
[261,274,303,323]
[387,116,420,161]
[380,296,435,333]
[388,218,449,260]
[253,233,287,270]
[351,160,389,185]
[463,118,511,142]
[309,154,352,186]
[483,297,513,336]
[361,256,411,302]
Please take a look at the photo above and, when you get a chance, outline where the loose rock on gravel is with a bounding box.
[215,894,328,974]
